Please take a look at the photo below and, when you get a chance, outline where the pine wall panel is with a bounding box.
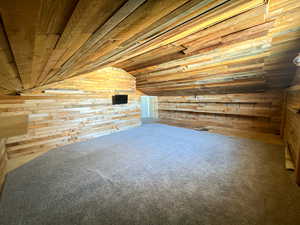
[0,67,142,172]
[158,91,283,143]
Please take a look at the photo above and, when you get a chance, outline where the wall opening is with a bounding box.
[140,96,158,122]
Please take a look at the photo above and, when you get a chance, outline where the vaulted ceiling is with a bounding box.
[0,0,299,95]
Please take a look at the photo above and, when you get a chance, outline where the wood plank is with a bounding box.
[47,0,147,83]
[95,0,266,70]
[157,91,283,137]
[39,0,127,84]
[0,67,141,171]
[0,18,22,92]
[0,138,7,195]
[0,0,298,96]
[52,0,193,80]
[0,115,28,138]
[32,0,78,87]
[0,0,41,89]
[282,56,300,185]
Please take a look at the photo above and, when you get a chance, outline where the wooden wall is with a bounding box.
[158,91,283,144]
[0,138,7,194]
[282,56,300,184]
[0,115,28,194]
[0,67,141,172]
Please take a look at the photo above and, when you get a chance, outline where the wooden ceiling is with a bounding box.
[0,0,299,95]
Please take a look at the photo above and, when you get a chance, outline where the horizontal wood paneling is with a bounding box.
[1,67,141,172]
[158,91,283,143]
[2,95,140,159]
[0,115,28,138]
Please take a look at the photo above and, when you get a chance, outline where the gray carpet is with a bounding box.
[1,123,300,225]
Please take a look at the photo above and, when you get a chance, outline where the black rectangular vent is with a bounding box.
[112,95,128,105]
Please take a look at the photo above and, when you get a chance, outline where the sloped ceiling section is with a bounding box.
[0,0,299,95]
[24,67,136,94]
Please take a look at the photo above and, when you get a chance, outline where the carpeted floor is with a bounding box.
[1,123,300,225]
